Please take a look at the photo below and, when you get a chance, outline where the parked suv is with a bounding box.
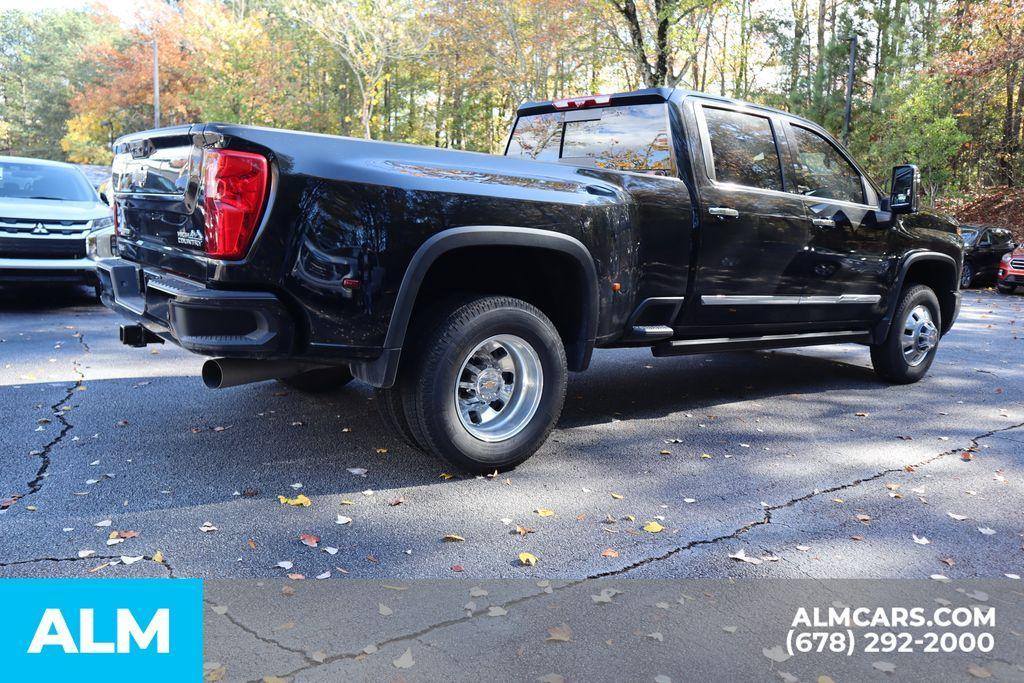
[960,224,1015,288]
[998,244,1024,293]
[0,156,113,288]
[98,88,964,471]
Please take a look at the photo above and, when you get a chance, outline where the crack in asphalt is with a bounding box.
[204,599,320,669]
[7,329,89,510]
[586,419,1024,579]
[0,552,174,577]
[222,420,1024,680]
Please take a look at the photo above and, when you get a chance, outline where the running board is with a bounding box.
[626,325,675,341]
[651,330,870,357]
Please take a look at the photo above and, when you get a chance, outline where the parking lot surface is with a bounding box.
[1,287,1021,581]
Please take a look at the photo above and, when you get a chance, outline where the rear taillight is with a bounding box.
[202,148,269,259]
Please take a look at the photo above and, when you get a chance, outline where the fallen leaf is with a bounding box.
[378,603,393,616]
[601,548,619,558]
[967,664,991,679]
[610,493,624,500]
[151,551,164,564]
[346,467,367,476]
[947,512,968,521]
[643,521,665,533]
[488,605,507,616]
[518,552,539,566]
[873,661,896,674]
[942,557,956,567]
[535,508,554,517]
[388,497,404,506]
[94,519,112,528]
[729,549,762,565]
[278,494,311,507]
[850,535,865,542]
[546,623,573,642]
[762,645,791,663]
[591,588,621,603]
[443,534,465,542]
[77,550,95,558]
[977,527,996,535]
[275,561,293,570]
[299,533,320,548]
[855,514,872,523]
[336,515,352,525]
[392,648,415,669]
[199,522,218,533]
[912,534,930,545]
[515,525,535,538]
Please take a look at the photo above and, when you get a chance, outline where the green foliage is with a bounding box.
[0,9,106,159]
[0,0,1019,211]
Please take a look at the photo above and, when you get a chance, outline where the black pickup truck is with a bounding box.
[98,87,963,471]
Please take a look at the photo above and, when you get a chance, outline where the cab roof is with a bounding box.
[516,87,815,128]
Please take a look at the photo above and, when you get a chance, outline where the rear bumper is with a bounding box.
[0,257,96,283]
[96,258,293,357]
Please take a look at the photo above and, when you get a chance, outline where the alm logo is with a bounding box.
[28,608,169,654]
[0,579,202,680]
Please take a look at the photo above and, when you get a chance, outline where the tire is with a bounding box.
[400,295,567,473]
[279,365,354,393]
[375,382,423,449]
[870,284,941,384]
[997,283,1016,294]
[960,261,974,289]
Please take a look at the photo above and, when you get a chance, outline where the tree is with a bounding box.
[287,0,426,139]
[0,9,107,159]
[604,0,722,88]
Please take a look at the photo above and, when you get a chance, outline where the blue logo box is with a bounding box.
[0,579,202,681]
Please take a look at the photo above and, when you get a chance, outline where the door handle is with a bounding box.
[812,218,836,227]
[709,207,739,218]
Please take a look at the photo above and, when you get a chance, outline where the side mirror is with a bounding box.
[889,164,920,214]
[99,190,110,206]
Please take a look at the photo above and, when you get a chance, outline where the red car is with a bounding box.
[997,245,1024,294]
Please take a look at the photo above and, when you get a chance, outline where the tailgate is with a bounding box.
[110,126,209,280]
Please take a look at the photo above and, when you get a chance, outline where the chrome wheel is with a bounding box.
[454,334,543,442]
[901,304,938,367]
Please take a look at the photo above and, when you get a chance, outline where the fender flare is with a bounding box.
[873,251,960,342]
[351,226,600,388]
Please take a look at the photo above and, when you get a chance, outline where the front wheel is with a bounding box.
[870,285,941,384]
[401,295,567,473]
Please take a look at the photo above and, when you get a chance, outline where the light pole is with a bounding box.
[152,39,161,129]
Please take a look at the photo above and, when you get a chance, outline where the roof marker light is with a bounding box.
[552,95,612,110]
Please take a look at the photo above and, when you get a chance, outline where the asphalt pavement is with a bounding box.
[1,285,1021,582]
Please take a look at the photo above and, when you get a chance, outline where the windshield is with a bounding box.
[0,161,98,202]
[960,228,978,245]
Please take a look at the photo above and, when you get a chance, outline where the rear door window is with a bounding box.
[506,103,673,175]
[560,104,672,174]
[701,106,783,191]
[788,124,866,204]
